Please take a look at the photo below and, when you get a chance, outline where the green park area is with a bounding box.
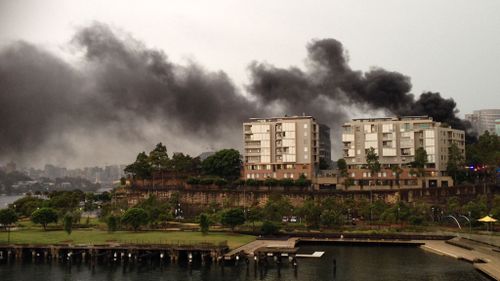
[0,229,255,249]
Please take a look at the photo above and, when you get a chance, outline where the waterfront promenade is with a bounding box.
[226,234,500,280]
[422,236,500,280]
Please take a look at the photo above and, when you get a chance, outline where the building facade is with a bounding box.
[465,109,500,135]
[341,116,465,175]
[318,124,332,167]
[243,116,329,180]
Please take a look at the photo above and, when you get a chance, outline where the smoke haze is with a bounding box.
[0,22,468,168]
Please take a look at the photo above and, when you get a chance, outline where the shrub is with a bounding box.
[63,212,73,235]
[261,221,280,236]
[107,215,120,232]
[199,178,214,185]
[264,178,278,187]
[121,208,149,231]
[199,213,210,234]
[186,177,200,185]
[246,179,263,186]
[279,178,294,187]
[214,178,228,186]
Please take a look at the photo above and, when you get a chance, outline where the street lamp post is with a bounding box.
[397,207,401,228]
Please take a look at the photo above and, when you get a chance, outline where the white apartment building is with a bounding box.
[342,116,465,174]
[243,116,327,180]
[465,109,500,135]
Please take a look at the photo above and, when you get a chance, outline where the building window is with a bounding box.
[304,124,308,129]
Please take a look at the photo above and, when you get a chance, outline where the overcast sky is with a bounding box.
[1,0,499,168]
[1,0,499,116]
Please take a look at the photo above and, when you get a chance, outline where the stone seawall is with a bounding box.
[116,184,492,215]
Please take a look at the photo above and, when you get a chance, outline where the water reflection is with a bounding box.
[0,245,489,281]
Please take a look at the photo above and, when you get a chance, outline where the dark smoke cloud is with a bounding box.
[0,22,256,167]
[248,38,469,136]
[0,24,469,167]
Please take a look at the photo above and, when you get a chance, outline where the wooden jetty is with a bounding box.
[0,242,228,265]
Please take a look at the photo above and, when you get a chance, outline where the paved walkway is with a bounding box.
[422,238,500,280]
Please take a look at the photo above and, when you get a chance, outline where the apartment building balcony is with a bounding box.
[245,141,260,148]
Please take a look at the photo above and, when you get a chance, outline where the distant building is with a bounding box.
[496,119,500,135]
[342,116,465,175]
[465,109,500,135]
[197,151,215,161]
[242,116,330,180]
[5,161,17,173]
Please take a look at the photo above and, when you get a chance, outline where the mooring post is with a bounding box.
[15,248,22,261]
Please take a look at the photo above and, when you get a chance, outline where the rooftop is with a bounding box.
[247,115,315,122]
[350,116,432,122]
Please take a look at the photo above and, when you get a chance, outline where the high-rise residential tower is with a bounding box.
[342,116,465,175]
[243,116,330,180]
[465,109,500,135]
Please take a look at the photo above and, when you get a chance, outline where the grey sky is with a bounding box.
[0,0,499,168]
[1,0,498,116]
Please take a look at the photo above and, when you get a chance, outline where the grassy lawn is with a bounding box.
[0,230,255,249]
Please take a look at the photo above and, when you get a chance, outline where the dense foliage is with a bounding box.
[201,149,242,180]
[31,207,58,230]
[220,208,245,231]
[121,208,149,231]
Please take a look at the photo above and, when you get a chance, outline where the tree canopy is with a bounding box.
[202,149,242,180]
[447,142,465,182]
[0,208,18,229]
[31,207,58,230]
[366,147,381,176]
[125,152,152,179]
[149,142,169,172]
[220,208,245,231]
[413,147,428,176]
[121,208,149,231]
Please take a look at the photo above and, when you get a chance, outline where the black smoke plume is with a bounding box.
[0,23,469,167]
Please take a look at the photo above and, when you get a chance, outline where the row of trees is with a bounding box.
[234,194,500,230]
[125,143,242,181]
[186,175,312,187]
[10,190,111,218]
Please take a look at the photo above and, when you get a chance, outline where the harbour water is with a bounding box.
[0,244,489,281]
[0,195,23,208]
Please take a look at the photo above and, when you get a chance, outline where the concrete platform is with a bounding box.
[422,238,500,280]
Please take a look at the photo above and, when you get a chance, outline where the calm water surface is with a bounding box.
[0,195,23,208]
[0,245,489,281]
